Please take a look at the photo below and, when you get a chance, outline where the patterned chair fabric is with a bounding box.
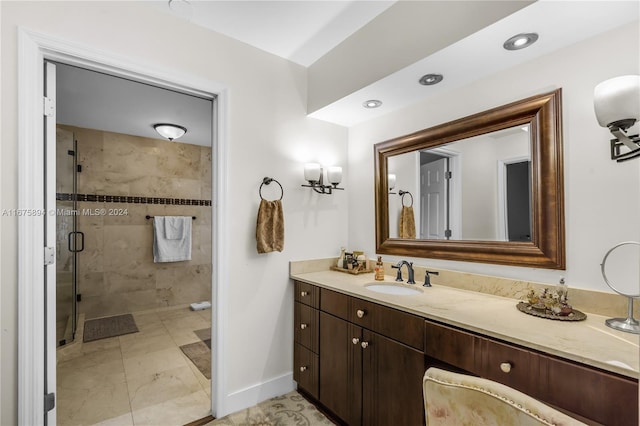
[423,367,588,426]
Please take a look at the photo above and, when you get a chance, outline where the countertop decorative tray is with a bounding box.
[516,302,587,321]
[330,266,374,275]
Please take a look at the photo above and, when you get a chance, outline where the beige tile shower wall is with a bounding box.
[60,125,212,319]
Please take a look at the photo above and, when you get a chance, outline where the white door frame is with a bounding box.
[17,28,230,424]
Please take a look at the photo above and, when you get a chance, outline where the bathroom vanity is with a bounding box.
[291,269,639,426]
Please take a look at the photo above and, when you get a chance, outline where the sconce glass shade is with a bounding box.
[594,75,640,129]
[154,123,187,141]
[388,174,396,190]
[327,166,342,185]
[304,163,322,182]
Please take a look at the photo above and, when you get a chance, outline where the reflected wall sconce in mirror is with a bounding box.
[594,75,640,162]
[388,174,397,194]
[154,123,187,141]
[302,163,344,195]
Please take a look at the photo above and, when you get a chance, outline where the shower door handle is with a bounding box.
[68,231,85,253]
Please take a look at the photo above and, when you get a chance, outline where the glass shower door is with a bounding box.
[56,127,80,346]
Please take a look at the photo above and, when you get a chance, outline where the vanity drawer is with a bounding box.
[294,302,318,353]
[320,288,350,320]
[425,320,477,373]
[478,338,540,399]
[351,298,424,351]
[540,353,638,426]
[294,343,319,399]
[295,281,319,308]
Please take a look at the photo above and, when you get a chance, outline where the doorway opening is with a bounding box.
[17,29,228,426]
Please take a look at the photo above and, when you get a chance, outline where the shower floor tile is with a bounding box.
[56,305,212,426]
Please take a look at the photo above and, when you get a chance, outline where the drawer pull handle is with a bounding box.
[356,309,366,318]
[352,337,360,345]
[361,341,369,349]
[500,362,512,373]
[300,291,308,297]
[300,323,307,330]
[300,366,307,372]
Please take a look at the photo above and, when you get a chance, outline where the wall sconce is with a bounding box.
[154,123,187,141]
[593,75,640,162]
[302,163,344,195]
[388,173,397,194]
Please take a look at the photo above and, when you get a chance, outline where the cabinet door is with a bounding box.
[361,329,426,426]
[319,312,362,426]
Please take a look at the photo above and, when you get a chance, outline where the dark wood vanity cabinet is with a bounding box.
[294,281,426,425]
[294,281,638,426]
[425,319,639,426]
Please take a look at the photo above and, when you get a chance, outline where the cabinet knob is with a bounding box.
[352,337,360,345]
[356,309,366,318]
[300,323,307,330]
[300,291,308,297]
[361,341,369,349]
[500,362,512,373]
[300,366,307,372]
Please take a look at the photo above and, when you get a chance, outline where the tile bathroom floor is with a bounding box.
[56,305,212,426]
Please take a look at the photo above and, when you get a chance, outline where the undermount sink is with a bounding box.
[365,283,423,296]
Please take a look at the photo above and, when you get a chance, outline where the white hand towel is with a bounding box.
[164,216,185,240]
[153,216,192,263]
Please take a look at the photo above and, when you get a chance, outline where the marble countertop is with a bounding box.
[290,269,639,379]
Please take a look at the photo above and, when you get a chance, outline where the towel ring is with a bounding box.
[259,177,283,201]
[399,190,413,207]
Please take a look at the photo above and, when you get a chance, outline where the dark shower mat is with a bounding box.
[180,340,211,379]
[83,313,139,342]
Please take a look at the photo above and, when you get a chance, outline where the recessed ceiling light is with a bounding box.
[503,33,539,51]
[419,73,443,86]
[363,100,382,109]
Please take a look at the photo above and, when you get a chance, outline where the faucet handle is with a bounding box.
[424,270,439,287]
[391,264,403,282]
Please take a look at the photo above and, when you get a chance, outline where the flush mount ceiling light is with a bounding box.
[503,33,539,51]
[153,123,187,141]
[419,73,443,86]
[363,100,382,109]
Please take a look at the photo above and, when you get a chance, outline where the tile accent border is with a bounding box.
[57,193,212,206]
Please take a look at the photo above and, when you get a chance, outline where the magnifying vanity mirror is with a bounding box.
[374,89,565,269]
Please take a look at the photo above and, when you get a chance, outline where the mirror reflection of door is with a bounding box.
[420,156,448,240]
[505,160,532,242]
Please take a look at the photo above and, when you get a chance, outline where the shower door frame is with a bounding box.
[17,28,230,425]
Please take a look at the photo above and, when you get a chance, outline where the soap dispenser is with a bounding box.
[374,256,385,281]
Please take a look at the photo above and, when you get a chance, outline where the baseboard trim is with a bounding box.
[222,373,295,417]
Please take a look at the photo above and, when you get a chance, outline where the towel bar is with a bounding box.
[146,215,196,220]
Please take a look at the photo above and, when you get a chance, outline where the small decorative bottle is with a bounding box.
[374,256,385,281]
[337,247,346,269]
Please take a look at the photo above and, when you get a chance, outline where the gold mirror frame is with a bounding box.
[374,89,565,269]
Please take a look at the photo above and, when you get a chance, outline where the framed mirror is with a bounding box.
[374,89,565,269]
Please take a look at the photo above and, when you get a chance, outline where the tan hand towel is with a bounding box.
[256,199,284,253]
[399,206,416,239]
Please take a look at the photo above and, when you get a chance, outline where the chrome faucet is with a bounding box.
[392,260,415,284]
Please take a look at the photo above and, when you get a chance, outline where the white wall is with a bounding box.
[0,2,347,423]
[348,22,640,291]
